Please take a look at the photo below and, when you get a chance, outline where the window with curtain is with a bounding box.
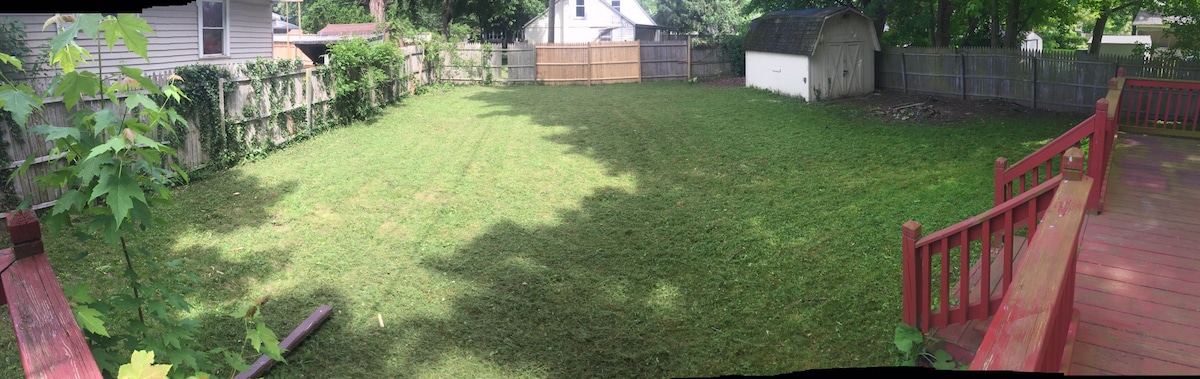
[200,0,226,56]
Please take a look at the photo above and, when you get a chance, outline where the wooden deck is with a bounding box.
[1067,132,1200,375]
[930,132,1200,373]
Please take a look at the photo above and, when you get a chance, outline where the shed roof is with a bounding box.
[317,23,383,37]
[744,6,876,56]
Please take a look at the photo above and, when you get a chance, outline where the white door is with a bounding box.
[824,42,861,99]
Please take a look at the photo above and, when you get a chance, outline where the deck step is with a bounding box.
[934,234,1030,364]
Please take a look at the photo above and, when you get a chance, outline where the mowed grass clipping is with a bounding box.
[0,83,1077,378]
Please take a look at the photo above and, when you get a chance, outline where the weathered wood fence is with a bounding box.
[878,46,1200,114]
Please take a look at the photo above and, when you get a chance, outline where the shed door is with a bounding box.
[824,42,861,99]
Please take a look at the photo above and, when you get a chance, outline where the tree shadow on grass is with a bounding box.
[372,84,1081,378]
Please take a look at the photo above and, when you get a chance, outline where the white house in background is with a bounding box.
[1087,35,1153,58]
[0,0,273,79]
[1022,32,1043,51]
[1133,10,1183,50]
[521,0,669,43]
[743,7,880,102]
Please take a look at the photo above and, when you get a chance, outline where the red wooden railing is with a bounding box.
[1117,69,1200,139]
[971,148,1091,372]
[994,98,1117,214]
[901,176,1058,332]
[1,210,103,378]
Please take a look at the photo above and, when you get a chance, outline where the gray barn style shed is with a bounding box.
[744,7,880,101]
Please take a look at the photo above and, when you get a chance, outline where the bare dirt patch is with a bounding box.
[701,76,745,87]
[825,89,1079,125]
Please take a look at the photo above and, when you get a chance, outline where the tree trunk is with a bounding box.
[1089,9,1110,55]
[440,0,452,38]
[873,11,889,41]
[1003,0,1019,48]
[370,0,385,23]
[936,0,952,47]
[928,0,937,46]
[547,0,555,43]
[989,0,999,47]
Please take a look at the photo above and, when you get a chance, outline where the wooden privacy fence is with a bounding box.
[437,43,537,84]
[878,46,1200,114]
[533,41,728,85]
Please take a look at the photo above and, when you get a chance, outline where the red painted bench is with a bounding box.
[1,209,102,378]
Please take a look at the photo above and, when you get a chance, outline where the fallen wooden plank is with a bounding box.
[2,250,102,379]
[234,304,333,379]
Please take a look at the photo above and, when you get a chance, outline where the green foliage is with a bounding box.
[715,22,749,76]
[173,64,237,166]
[117,350,172,379]
[328,37,406,122]
[655,0,747,38]
[893,324,965,370]
[0,14,285,378]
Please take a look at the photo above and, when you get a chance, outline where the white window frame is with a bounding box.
[575,0,586,19]
[198,0,230,58]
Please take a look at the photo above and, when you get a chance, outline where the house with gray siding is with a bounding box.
[2,0,273,79]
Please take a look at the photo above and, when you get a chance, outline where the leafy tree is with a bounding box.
[0,14,284,378]
[655,0,746,38]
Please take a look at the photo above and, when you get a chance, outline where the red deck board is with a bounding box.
[1079,232,1200,260]
[1068,363,1117,375]
[1074,323,1200,369]
[1076,273,1200,311]
[1070,341,1200,375]
[1076,261,1200,298]
[1,251,102,378]
[1075,303,1200,346]
[1084,214,1200,243]
[1082,241,1200,272]
[1078,248,1200,283]
[1069,132,1200,374]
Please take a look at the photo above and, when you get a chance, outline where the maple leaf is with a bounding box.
[117,350,172,379]
[99,14,154,60]
[0,84,42,126]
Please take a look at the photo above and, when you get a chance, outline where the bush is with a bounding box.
[328,37,405,122]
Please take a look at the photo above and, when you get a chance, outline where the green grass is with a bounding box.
[0,82,1078,378]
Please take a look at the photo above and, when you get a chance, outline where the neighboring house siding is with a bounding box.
[746,51,810,100]
[524,0,645,43]
[1,0,270,79]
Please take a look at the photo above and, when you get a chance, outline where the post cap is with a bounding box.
[1096,97,1109,112]
[995,157,1008,168]
[5,209,41,245]
[903,220,923,238]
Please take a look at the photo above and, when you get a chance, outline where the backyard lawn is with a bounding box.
[0,82,1076,377]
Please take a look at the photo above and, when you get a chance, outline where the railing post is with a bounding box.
[994,157,1008,206]
[1085,99,1108,214]
[902,221,922,328]
[1063,147,1084,181]
[7,209,43,261]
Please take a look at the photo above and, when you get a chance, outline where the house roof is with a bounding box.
[522,0,658,31]
[317,23,384,37]
[1087,35,1152,45]
[1133,10,1184,26]
[744,7,878,56]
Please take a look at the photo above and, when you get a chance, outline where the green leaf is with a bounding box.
[89,168,146,228]
[51,43,93,73]
[73,305,109,337]
[932,350,957,370]
[118,66,161,94]
[52,189,87,216]
[62,283,95,303]
[74,14,104,39]
[86,136,129,160]
[55,71,102,109]
[93,108,119,133]
[222,351,250,373]
[48,21,82,53]
[253,321,285,362]
[894,323,922,353]
[117,350,172,379]
[124,93,160,113]
[99,14,153,60]
[29,124,81,141]
[0,84,43,126]
[0,52,23,70]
